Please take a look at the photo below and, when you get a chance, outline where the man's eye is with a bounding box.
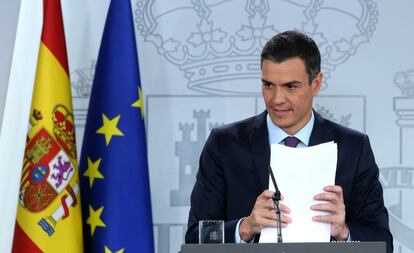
[263,82,273,88]
[286,84,296,90]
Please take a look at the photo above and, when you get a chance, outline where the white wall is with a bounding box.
[0,0,20,130]
[1,1,413,253]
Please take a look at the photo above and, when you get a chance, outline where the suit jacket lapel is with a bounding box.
[250,111,270,191]
[309,110,340,198]
[309,110,334,146]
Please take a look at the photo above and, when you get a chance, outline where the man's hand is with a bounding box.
[312,185,349,241]
[239,190,291,242]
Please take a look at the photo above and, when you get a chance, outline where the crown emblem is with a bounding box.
[135,0,378,94]
[52,105,76,158]
[394,69,414,97]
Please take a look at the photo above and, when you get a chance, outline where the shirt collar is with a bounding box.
[266,111,314,147]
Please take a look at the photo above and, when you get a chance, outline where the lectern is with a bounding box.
[180,242,386,253]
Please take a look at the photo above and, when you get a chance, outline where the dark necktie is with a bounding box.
[284,136,300,148]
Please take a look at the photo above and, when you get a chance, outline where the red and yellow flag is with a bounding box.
[12,0,83,252]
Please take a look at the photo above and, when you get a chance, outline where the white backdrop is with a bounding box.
[1,1,414,253]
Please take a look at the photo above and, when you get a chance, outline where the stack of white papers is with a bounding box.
[259,141,337,243]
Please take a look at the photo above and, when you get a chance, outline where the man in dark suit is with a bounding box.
[185,30,393,252]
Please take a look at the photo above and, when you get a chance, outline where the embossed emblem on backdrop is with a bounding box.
[384,68,414,252]
[134,1,378,252]
[136,0,378,93]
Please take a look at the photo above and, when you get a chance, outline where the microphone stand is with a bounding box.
[268,166,283,243]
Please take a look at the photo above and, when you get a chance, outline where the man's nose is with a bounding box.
[270,87,286,104]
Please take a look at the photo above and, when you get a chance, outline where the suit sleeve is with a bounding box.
[185,129,240,243]
[347,135,393,253]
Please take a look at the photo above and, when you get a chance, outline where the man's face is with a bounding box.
[261,57,322,135]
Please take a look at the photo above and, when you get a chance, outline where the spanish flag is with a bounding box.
[12,0,83,252]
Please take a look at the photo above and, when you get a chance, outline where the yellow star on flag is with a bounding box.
[104,246,125,253]
[96,114,124,145]
[87,205,106,236]
[131,87,144,118]
[83,157,104,188]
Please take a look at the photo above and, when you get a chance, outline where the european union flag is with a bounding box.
[79,0,154,252]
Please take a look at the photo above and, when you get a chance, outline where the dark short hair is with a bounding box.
[261,30,321,84]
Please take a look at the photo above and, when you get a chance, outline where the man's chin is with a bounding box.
[269,117,292,129]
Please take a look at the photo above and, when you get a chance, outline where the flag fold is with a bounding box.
[13,0,83,252]
[80,0,154,252]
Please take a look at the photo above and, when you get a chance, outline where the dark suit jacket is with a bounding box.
[185,111,393,253]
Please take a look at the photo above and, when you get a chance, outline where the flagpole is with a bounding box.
[0,1,42,252]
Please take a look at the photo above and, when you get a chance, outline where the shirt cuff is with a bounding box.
[235,218,254,243]
[332,232,352,242]
[346,233,352,242]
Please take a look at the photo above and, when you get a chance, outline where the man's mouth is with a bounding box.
[272,108,291,116]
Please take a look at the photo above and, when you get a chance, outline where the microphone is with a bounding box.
[268,166,283,243]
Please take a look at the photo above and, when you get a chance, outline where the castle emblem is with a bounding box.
[171,109,222,206]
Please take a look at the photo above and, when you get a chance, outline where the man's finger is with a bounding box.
[324,185,343,195]
[311,203,335,212]
[260,190,276,199]
[312,214,334,223]
[313,192,340,202]
[313,214,344,224]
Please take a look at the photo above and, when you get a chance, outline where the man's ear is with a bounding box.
[311,72,323,96]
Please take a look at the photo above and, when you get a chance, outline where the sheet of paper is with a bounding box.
[259,141,337,243]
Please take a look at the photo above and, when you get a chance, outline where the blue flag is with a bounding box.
[79,1,154,252]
